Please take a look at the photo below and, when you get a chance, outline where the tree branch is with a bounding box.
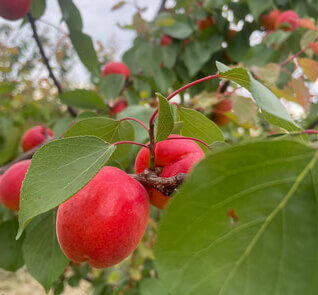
[158,0,167,13]
[27,13,77,117]
[131,170,187,196]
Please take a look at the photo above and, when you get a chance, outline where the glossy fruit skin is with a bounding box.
[56,167,149,268]
[160,35,172,46]
[213,99,232,126]
[197,16,214,31]
[260,9,280,31]
[110,99,127,116]
[22,125,54,152]
[135,135,204,209]
[0,0,32,20]
[0,160,31,211]
[275,10,299,31]
[102,62,130,79]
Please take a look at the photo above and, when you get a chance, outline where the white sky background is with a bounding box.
[0,0,163,83]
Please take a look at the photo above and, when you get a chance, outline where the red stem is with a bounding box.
[119,117,149,131]
[170,102,180,109]
[113,141,149,148]
[149,74,220,125]
[165,136,211,149]
[279,41,314,67]
[301,129,318,135]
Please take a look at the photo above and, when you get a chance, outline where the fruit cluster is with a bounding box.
[0,125,205,268]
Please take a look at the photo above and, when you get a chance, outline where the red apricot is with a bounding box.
[56,166,149,268]
[135,135,204,209]
[213,99,232,126]
[102,62,130,79]
[160,35,172,47]
[0,160,31,211]
[109,99,127,116]
[22,125,54,152]
[197,16,214,31]
[275,10,300,31]
[0,0,32,21]
[260,9,280,31]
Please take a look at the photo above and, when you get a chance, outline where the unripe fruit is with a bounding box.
[56,167,149,268]
[160,35,172,47]
[197,16,214,31]
[0,0,32,21]
[213,99,232,126]
[260,9,280,31]
[0,160,31,211]
[135,135,204,209]
[21,125,54,152]
[102,62,130,79]
[109,99,127,116]
[275,10,299,31]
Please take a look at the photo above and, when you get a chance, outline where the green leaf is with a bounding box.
[65,117,134,167]
[162,15,193,39]
[59,89,106,110]
[247,0,272,18]
[216,62,301,133]
[23,211,69,292]
[69,30,100,77]
[0,218,24,271]
[178,107,224,150]
[116,106,152,155]
[155,140,318,295]
[140,278,169,295]
[156,93,174,142]
[0,121,21,165]
[184,35,222,77]
[17,136,116,238]
[100,75,125,100]
[58,0,83,31]
[153,68,177,94]
[136,42,163,75]
[29,0,46,18]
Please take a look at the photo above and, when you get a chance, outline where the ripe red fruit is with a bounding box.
[260,9,280,31]
[213,99,232,126]
[21,125,54,152]
[109,99,127,116]
[56,166,149,268]
[0,160,31,211]
[160,35,172,47]
[0,0,32,21]
[197,16,214,31]
[275,10,300,31]
[102,62,130,79]
[135,135,204,209]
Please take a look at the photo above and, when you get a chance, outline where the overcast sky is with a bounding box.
[0,0,163,83]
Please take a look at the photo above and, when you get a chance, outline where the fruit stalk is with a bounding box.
[27,13,77,117]
[147,74,220,170]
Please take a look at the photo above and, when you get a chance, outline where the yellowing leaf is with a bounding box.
[270,86,298,103]
[298,58,318,81]
[251,63,280,84]
[292,79,311,111]
[111,1,126,11]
